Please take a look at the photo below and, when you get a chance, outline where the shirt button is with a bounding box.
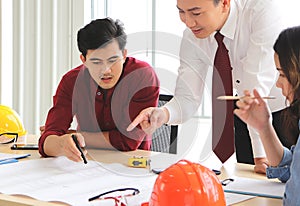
[97,91,101,95]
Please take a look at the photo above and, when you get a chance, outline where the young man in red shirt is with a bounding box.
[39,18,159,162]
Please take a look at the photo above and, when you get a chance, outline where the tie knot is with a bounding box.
[214,31,224,45]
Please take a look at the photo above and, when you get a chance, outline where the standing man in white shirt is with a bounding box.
[128,0,287,173]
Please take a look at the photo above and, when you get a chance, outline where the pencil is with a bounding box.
[217,96,276,100]
[71,134,88,164]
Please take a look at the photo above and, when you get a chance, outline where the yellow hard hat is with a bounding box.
[0,105,26,143]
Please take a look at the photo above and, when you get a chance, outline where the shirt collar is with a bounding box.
[219,0,237,40]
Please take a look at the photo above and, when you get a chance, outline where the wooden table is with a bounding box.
[0,135,283,206]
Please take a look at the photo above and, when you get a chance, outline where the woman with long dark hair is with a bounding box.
[234,26,300,205]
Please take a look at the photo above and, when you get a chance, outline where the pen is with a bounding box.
[217,95,276,100]
[0,158,18,165]
[71,134,88,164]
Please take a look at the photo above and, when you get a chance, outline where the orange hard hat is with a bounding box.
[147,159,226,206]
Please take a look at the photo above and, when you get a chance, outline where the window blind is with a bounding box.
[1,0,84,134]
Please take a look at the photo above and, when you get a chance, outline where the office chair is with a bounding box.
[151,94,178,154]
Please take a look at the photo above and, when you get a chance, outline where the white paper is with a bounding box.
[223,176,285,199]
[0,157,157,206]
[225,193,255,205]
[0,156,272,206]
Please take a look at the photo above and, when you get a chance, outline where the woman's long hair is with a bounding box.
[273,26,300,145]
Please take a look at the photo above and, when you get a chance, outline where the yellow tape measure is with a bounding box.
[128,156,150,168]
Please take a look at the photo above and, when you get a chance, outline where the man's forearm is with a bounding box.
[248,126,267,158]
[43,135,66,157]
[81,131,114,149]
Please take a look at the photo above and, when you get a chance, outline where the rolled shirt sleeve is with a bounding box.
[266,146,293,183]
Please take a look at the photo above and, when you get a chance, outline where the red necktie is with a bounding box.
[212,31,234,163]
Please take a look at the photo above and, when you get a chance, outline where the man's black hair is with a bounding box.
[77,17,127,57]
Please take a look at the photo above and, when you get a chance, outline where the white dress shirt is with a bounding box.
[165,0,287,158]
